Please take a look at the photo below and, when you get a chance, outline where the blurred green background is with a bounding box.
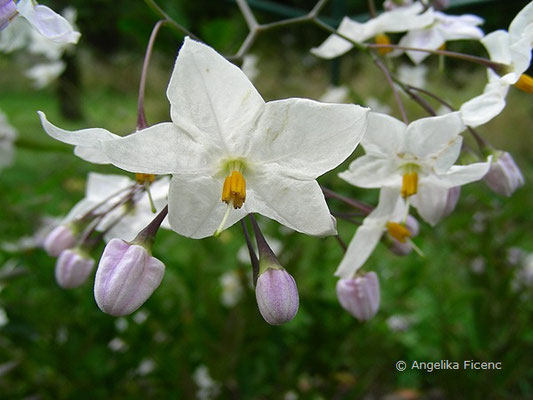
[1,0,532,398]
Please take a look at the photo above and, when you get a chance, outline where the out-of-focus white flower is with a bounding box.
[219,270,243,308]
[0,307,8,327]
[94,38,368,239]
[115,317,129,332]
[319,85,349,103]
[63,173,170,242]
[339,111,491,226]
[399,11,484,64]
[397,64,428,89]
[470,256,485,274]
[365,97,392,114]
[311,3,434,59]
[25,61,66,89]
[460,2,533,127]
[133,310,149,324]
[386,315,413,332]
[136,358,156,376]
[193,365,221,400]
[241,54,259,81]
[108,337,128,352]
[0,109,16,171]
[237,235,283,264]
[1,216,60,253]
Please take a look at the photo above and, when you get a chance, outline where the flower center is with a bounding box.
[386,222,411,243]
[514,74,533,94]
[374,33,392,55]
[221,170,246,209]
[401,164,419,198]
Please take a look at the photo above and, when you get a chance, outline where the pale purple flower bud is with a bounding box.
[0,0,17,31]
[431,0,450,10]
[55,248,94,289]
[336,272,380,321]
[255,268,299,325]
[484,152,524,197]
[43,224,76,257]
[383,0,413,11]
[94,238,165,317]
[442,186,461,218]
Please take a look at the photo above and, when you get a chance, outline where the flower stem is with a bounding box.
[143,0,199,40]
[321,186,373,214]
[241,219,259,285]
[372,54,409,124]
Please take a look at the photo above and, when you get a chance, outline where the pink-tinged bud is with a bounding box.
[442,186,461,218]
[94,238,165,317]
[431,0,450,10]
[55,248,95,289]
[43,224,76,257]
[336,272,380,321]
[0,0,17,31]
[255,268,299,325]
[484,152,524,197]
[388,215,419,256]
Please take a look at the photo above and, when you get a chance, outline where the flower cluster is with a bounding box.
[28,1,532,324]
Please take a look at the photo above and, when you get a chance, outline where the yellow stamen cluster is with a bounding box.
[222,170,246,209]
[375,33,393,55]
[135,173,155,184]
[386,222,411,243]
[437,43,446,51]
[514,74,533,94]
[401,171,418,198]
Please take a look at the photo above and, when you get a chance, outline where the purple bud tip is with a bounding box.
[94,239,165,317]
[255,268,299,325]
[336,272,380,321]
[0,1,17,32]
[484,152,524,197]
[55,248,95,289]
[43,224,76,257]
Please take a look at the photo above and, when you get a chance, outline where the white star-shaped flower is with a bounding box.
[338,111,491,226]
[460,1,533,127]
[311,3,434,59]
[64,173,170,242]
[41,38,369,239]
[398,11,484,64]
[335,188,409,278]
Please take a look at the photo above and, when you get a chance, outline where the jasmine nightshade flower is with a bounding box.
[0,0,79,44]
[338,111,491,226]
[397,63,428,89]
[219,270,244,307]
[25,61,66,89]
[64,173,170,242]
[311,3,434,59]
[460,1,533,127]
[256,267,299,325]
[335,188,412,278]
[398,11,484,64]
[0,109,16,172]
[97,38,369,238]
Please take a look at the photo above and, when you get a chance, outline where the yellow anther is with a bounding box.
[438,43,446,51]
[514,74,533,94]
[135,173,155,184]
[401,172,418,198]
[375,33,393,55]
[386,222,411,243]
[221,170,246,209]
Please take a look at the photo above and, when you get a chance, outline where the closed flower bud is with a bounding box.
[43,224,76,257]
[94,238,165,317]
[55,248,95,289]
[484,151,524,197]
[255,267,299,325]
[442,186,461,218]
[336,272,380,321]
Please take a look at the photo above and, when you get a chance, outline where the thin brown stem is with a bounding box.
[321,186,373,214]
[367,0,377,18]
[334,235,348,253]
[144,0,199,40]
[373,55,409,124]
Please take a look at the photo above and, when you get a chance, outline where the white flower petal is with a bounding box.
[167,175,247,239]
[405,112,464,158]
[481,30,513,66]
[334,188,400,278]
[38,111,120,164]
[339,155,400,188]
[410,182,450,226]
[399,27,445,64]
[311,17,359,59]
[167,37,265,155]
[253,98,369,178]
[509,1,533,39]
[17,0,80,44]
[433,136,463,174]
[459,73,509,127]
[102,122,214,175]
[433,157,492,187]
[362,112,406,156]
[246,171,336,236]
[438,13,484,41]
